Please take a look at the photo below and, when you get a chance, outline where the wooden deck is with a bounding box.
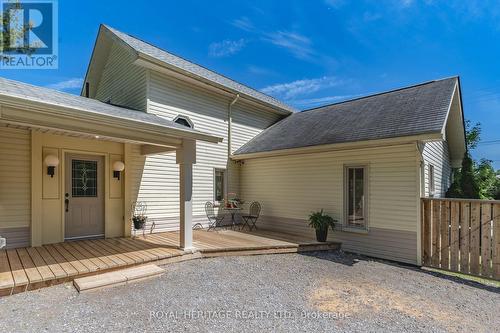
[0,229,340,296]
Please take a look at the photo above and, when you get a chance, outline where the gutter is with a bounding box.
[228,94,240,157]
[0,93,223,144]
[133,55,294,116]
[232,133,444,160]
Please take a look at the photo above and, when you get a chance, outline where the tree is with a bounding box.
[458,151,480,198]
[446,120,489,199]
[494,170,500,200]
[464,120,481,151]
[476,159,499,199]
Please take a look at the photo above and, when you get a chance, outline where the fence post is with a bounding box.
[450,202,460,271]
[481,203,492,278]
[470,202,481,275]
[422,199,431,266]
[459,202,470,274]
[431,201,440,267]
[440,201,450,270]
[493,204,500,280]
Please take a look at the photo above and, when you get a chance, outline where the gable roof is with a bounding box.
[234,77,461,156]
[0,77,221,143]
[90,25,295,114]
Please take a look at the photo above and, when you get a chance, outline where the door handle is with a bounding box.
[65,198,69,212]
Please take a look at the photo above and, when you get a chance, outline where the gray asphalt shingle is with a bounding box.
[104,25,295,114]
[234,77,458,155]
[0,76,214,137]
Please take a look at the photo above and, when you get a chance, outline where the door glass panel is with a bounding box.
[72,160,98,197]
[347,167,366,228]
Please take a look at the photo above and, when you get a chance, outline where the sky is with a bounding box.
[2,0,500,167]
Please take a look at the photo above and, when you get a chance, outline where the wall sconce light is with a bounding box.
[44,155,59,178]
[113,161,125,180]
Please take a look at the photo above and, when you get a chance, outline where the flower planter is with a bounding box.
[315,228,328,242]
[133,217,147,230]
[309,209,336,243]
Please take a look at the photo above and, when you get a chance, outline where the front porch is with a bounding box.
[0,229,340,296]
[0,81,223,252]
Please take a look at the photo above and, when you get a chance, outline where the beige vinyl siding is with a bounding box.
[127,144,181,232]
[125,70,281,231]
[231,102,282,153]
[94,42,147,111]
[230,101,282,197]
[239,143,420,264]
[422,140,451,198]
[144,71,229,230]
[0,126,31,248]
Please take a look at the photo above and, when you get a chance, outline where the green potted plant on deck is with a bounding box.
[308,209,336,242]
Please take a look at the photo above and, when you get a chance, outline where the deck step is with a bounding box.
[73,264,165,292]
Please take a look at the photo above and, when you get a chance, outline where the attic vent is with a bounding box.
[174,115,194,129]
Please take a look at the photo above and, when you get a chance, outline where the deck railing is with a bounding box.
[421,197,500,280]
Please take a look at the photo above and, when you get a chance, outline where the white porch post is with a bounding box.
[176,139,196,251]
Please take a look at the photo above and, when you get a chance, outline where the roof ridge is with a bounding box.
[301,76,459,113]
[102,24,296,113]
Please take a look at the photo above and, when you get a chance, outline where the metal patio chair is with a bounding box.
[241,201,261,231]
[205,201,225,231]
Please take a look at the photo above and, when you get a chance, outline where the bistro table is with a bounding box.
[223,206,243,229]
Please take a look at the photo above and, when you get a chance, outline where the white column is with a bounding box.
[176,139,196,251]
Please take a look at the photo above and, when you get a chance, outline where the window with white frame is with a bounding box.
[345,166,368,229]
[214,169,225,202]
[429,164,435,196]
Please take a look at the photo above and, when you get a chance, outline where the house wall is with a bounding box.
[422,140,452,198]
[31,132,124,246]
[0,126,31,249]
[239,143,420,264]
[123,70,282,232]
[94,41,147,111]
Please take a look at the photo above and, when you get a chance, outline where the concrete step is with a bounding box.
[73,264,165,292]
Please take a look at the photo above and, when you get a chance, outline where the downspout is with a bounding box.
[417,141,425,196]
[226,94,240,202]
[228,94,240,158]
[416,141,425,266]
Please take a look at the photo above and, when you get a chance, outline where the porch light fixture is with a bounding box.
[44,155,59,178]
[113,161,125,180]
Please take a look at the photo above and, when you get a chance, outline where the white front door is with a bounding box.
[64,154,105,240]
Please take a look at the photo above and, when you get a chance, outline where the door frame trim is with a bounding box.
[61,149,109,241]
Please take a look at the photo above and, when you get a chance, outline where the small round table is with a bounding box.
[224,207,242,229]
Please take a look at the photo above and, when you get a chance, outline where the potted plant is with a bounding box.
[132,214,147,230]
[308,209,337,242]
[227,193,245,208]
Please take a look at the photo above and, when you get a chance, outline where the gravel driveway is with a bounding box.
[0,251,498,332]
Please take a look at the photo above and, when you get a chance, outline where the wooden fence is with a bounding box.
[421,198,500,280]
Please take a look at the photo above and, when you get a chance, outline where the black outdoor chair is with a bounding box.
[205,201,225,231]
[242,201,261,231]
